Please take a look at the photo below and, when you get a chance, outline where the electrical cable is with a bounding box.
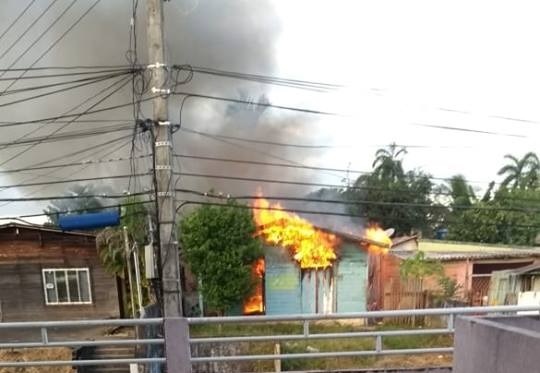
[0,0,37,44]
[0,0,73,83]
[0,71,132,108]
[0,173,150,190]
[0,74,132,168]
[1,0,102,94]
[0,0,58,63]
[0,200,152,220]
[174,199,540,230]
[0,154,150,174]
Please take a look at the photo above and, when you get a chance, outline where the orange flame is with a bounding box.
[243,258,265,314]
[253,197,338,269]
[364,224,392,255]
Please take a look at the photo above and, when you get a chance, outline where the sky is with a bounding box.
[0,0,539,222]
[269,0,540,190]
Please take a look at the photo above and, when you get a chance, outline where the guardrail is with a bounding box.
[0,305,538,371]
[187,305,540,365]
[0,318,165,368]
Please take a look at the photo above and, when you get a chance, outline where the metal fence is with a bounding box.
[0,305,539,371]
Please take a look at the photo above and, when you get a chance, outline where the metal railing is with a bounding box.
[187,304,540,365]
[0,318,165,368]
[0,305,538,371]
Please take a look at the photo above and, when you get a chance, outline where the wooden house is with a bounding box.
[262,233,369,315]
[0,223,120,321]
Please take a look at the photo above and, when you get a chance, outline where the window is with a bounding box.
[42,268,92,305]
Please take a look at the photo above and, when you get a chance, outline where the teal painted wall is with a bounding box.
[336,243,367,312]
[264,246,302,315]
[264,241,368,315]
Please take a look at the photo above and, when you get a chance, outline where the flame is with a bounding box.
[243,258,265,314]
[253,197,338,269]
[364,224,392,255]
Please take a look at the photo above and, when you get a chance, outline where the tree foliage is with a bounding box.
[96,197,149,276]
[400,251,443,280]
[447,188,540,245]
[179,200,263,315]
[497,152,540,190]
[346,144,436,235]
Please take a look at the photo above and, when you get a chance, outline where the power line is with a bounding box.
[174,199,540,230]
[0,0,73,84]
[0,74,131,167]
[0,173,150,190]
[0,154,150,174]
[179,127,476,150]
[0,123,132,149]
[0,65,134,72]
[0,71,131,108]
[173,91,341,117]
[181,65,343,92]
[0,191,150,203]
[1,0,102,94]
[0,199,152,220]
[0,0,58,63]
[0,95,153,128]
[411,123,526,139]
[0,70,133,96]
[0,0,37,44]
[0,68,136,82]
[0,138,136,209]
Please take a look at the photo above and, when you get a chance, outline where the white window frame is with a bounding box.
[42,268,93,305]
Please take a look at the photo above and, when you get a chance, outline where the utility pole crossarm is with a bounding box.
[145,0,183,318]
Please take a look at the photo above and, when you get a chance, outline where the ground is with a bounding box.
[190,319,454,372]
[0,348,72,373]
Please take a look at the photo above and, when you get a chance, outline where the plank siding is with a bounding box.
[0,225,119,321]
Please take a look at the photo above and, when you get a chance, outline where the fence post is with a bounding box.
[164,317,191,373]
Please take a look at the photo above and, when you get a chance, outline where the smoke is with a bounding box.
[0,0,336,218]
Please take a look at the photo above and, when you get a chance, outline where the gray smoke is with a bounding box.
[0,0,336,218]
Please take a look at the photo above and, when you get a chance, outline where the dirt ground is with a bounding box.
[0,348,72,373]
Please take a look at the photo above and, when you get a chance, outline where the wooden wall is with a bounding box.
[0,226,120,321]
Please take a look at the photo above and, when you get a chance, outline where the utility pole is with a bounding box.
[145,0,183,317]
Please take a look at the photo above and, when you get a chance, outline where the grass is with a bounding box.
[0,348,72,373]
[190,320,453,372]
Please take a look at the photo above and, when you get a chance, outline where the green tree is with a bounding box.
[346,169,436,236]
[497,152,539,190]
[446,175,476,207]
[179,200,263,315]
[96,197,151,313]
[372,142,407,182]
[447,188,540,245]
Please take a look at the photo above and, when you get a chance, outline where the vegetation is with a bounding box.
[179,199,263,315]
[345,143,438,236]
[190,321,452,372]
[95,197,151,313]
[334,145,540,245]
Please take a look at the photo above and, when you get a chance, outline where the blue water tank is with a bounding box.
[59,211,120,231]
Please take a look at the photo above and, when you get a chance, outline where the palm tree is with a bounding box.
[445,175,476,207]
[372,143,407,181]
[497,152,540,190]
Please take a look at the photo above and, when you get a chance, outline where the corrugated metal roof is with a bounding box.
[0,222,96,238]
[390,239,540,261]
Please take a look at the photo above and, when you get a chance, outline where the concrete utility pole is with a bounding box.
[145,0,183,317]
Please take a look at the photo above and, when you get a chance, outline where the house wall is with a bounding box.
[0,228,120,321]
[264,241,368,315]
[336,243,367,312]
[264,245,302,315]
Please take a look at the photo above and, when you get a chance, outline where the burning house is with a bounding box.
[242,198,391,315]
